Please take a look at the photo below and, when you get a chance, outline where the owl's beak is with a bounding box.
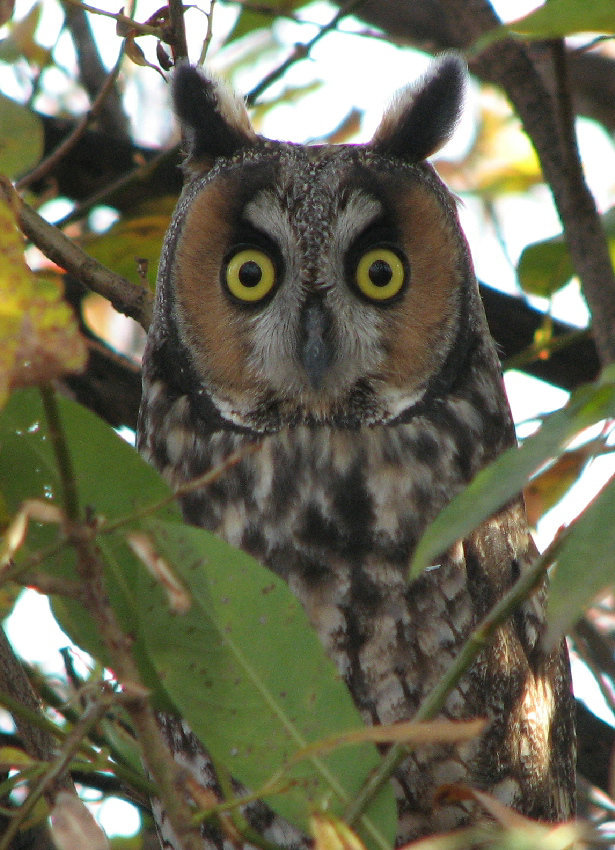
[300,300,331,390]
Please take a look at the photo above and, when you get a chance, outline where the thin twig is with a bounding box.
[60,0,162,37]
[198,0,217,66]
[100,442,262,536]
[23,572,84,598]
[71,530,204,849]
[0,176,153,329]
[5,386,204,847]
[0,679,156,800]
[39,385,202,848]
[40,386,81,522]
[1,539,67,586]
[246,0,365,106]
[61,0,129,140]
[17,49,125,192]
[0,691,113,850]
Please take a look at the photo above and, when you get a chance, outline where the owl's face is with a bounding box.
[172,146,470,426]
[151,57,482,431]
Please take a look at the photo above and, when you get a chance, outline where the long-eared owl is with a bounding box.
[137,56,575,847]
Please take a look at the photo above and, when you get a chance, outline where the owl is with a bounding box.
[137,56,575,848]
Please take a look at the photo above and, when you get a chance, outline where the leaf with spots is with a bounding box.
[136,518,396,848]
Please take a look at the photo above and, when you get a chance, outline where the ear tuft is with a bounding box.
[172,63,257,170]
[371,54,467,163]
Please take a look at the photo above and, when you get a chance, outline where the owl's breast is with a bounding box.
[139,373,573,836]
[159,409,483,573]
[140,382,497,714]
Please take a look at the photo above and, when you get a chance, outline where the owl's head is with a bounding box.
[148,57,490,432]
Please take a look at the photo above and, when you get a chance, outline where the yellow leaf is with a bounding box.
[124,34,164,78]
[0,198,87,407]
[0,745,34,767]
[0,94,44,179]
[524,443,597,526]
[84,200,174,288]
[311,814,366,850]
[0,3,52,66]
[440,91,541,198]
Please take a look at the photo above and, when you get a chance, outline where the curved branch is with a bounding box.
[0,177,153,330]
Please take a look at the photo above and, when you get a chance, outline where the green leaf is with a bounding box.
[227,9,272,42]
[138,520,396,847]
[409,371,615,579]
[226,1,310,44]
[0,201,87,407]
[509,0,615,38]
[0,388,180,691]
[517,234,574,298]
[517,207,615,298]
[0,389,396,848]
[84,200,175,290]
[545,475,615,649]
[0,95,43,180]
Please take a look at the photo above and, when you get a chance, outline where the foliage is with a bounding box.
[509,0,615,38]
[1,2,615,849]
[0,196,87,407]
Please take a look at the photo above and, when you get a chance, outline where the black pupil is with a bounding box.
[368,259,393,287]
[238,260,263,287]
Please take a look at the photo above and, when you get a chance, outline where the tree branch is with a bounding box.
[468,16,615,366]
[167,0,189,62]
[0,176,153,330]
[17,50,126,192]
[61,0,129,141]
[347,0,615,367]
[0,628,61,772]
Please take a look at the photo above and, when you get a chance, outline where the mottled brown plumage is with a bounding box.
[138,57,575,848]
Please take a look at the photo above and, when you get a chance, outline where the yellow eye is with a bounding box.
[225,248,276,303]
[355,248,406,302]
